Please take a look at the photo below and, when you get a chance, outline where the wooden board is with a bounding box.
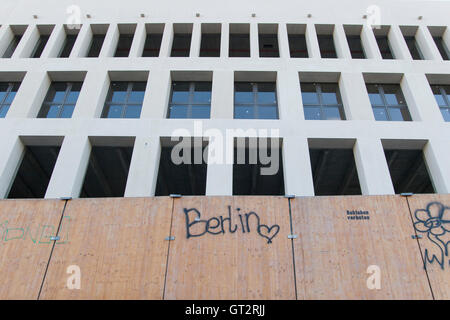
[0,199,65,300]
[406,194,450,300]
[164,196,295,299]
[39,197,172,299]
[291,195,432,299]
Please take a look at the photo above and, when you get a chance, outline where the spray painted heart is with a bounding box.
[257,223,280,244]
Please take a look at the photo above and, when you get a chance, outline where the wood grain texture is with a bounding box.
[39,197,172,299]
[406,194,450,300]
[0,199,65,300]
[291,195,432,300]
[164,196,295,300]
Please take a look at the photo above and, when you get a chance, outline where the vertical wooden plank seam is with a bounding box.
[404,196,435,300]
[36,199,69,300]
[287,198,298,300]
[162,197,175,300]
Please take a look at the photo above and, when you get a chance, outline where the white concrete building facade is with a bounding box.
[0,0,448,199]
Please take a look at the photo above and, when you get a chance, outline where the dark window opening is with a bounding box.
[0,82,20,118]
[171,33,192,57]
[347,35,365,59]
[309,148,361,196]
[2,35,22,58]
[87,34,105,57]
[234,82,278,119]
[375,35,394,59]
[431,85,450,122]
[404,36,424,60]
[114,34,134,57]
[384,149,434,194]
[38,82,82,118]
[288,34,308,58]
[433,36,450,60]
[200,33,221,57]
[318,34,337,58]
[31,35,50,58]
[59,34,77,58]
[229,33,250,57]
[102,81,146,119]
[8,145,61,199]
[259,34,279,57]
[80,146,133,198]
[142,33,163,57]
[301,83,346,120]
[366,84,412,121]
[168,81,211,119]
[233,138,284,195]
[155,140,208,196]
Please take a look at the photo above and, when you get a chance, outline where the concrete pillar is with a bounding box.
[206,133,233,196]
[159,22,173,57]
[424,139,450,194]
[305,23,321,58]
[124,136,161,197]
[283,137,315,196]
[99,23,119,57]
[334,24,351,59]
[361,25,382,60]
[70,24,92,58]
[45,136,91,199]
[211,70,233,119]
[250,22,259,58]
[278,23,290,59]
[0,136,24,198]
[129,22,146,58]
[354,138,395,195]
[401,73,444,122]
[388,25,412,60]
[220,22,229,59]
[190,22,201,57]
[0,25,14,57]
[40,24,65,58]
[72,68,109,118]
[277,70,303,120]
[141,68,171,118]
[442,27,450,58]
[416,26,442,61]
[13,23,39,58]
[339,73,374,120]
[6,71,50,118]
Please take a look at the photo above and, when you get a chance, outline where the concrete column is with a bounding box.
[416,26,442,61]
[211,70,233,119]
[6,71,50,118]
[141,68,171,118]
[442,27,450,58]
[99,23,119,57]
[0,25,14,57]
[339,73,374,120]
[206,133,233,196]
[129,22,146,58]
[424,139,450,194]
[70,24,92,58]
[388,25,412,60]
[354,138,395,195]
[250,22,259,58]
[278,23,290,59]
[283,137,315,196]
[124,136,161,197]
[72,68,109,118]
[305,23,321,58]
[401,73,444,122]
[361,25,382,60]
[159,22,173,57]
[0,136,24,198]
[220,22,229,58]
[190,22,201,57]
[333,24,351,59]
[277,70,302,121]
[40,24,65,58]
[13,23,38,58]
[45,136,91,199]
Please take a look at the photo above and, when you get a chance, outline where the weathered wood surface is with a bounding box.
[291,195,432,299]
[0,199,65,299]
[164,196,295,300]
[407,194,450,300]
[39,197,172,299]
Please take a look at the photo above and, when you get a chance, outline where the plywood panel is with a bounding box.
[406,194,450,300]
[0,199,65,300]
[291,195,432,299]
[164,196,295,299]
[39,197,172,299]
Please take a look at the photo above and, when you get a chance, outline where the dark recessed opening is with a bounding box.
[318,34,337,58]
[114,34,134,57]
[59,34,78,58]
[233,139,284,195]
[8,145,61,199]
[259,34,279,57]
[309,148,361,196]
[384,149,435,194]
[80,146,133,198]
[142,33,163,57]
[288,34,308,58]
[171,33,192,57]
[87,34,105,57]
[155,139,208,196]
[229,33,250,57]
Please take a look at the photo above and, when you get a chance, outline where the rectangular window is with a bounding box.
[114,34,134,57]
[31,34,50,58]
[234,82,278,119]
[258,24,279,58]
[287,24,308,58]
[87,34,105,57]
[142,24,164,57]
[168,82,211,119]
[366,84,412,121]
[229,24,250,57]
[102,82,146,119]
[404,36,424,60]
[318,35,337,58]
[0,82,20,117]
[38,82,82,118]
[375,35,394,59]
[171,24,193,57]
[433,36,450,60]
[59,34,77,58]
[301,83,345,120]
[431,85,450,122]
[2,35,23,58]
[346,35,365,59]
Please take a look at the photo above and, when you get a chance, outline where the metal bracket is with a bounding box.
[170,194,182,198]
[284,195,295,199]
[288,234,298,239]
[412,235,423,239]
[50,236,60,241]
[165,236,175,241]
[59,196,72,201]
[401,193,414,197]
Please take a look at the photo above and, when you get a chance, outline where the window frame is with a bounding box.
[102,81,146,119]
[234,82,279,120]
[433,36,450,61]
[367,84,412,121]
[38,82,82,119]
[404,36,424,60]
[31,34,50,58]
[431,85,450,122]
[301,83,346,120]
[375,35,394,59]
[167,81,212,119]
[0,82,20,117]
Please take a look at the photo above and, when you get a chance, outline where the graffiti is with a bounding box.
[346,210,370,221]
[0,216,71,245]
[413,202,450,270]
[183,206,280,244]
